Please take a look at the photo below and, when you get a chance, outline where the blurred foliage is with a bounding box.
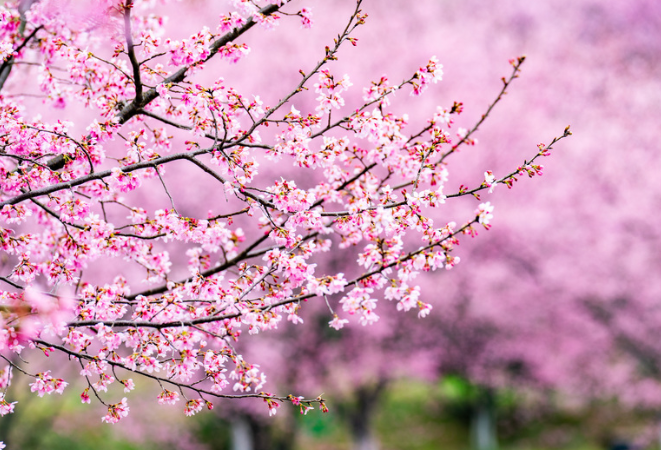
[1,376,659,449]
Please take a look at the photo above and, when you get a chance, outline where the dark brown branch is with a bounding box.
[71,220,473,328]
[123,0,143,105]
[228,0,364,149]
[437,56,526,166]
[126,232,271,300]
[0,25,43,91]
[32,339,322,404]
[42,2,285,171]
[0,151,206,208]
[444,130,571,199]
[0,276,23,290]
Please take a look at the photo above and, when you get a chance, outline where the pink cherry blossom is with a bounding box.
[29,371,68,397]
[476,202,495,226]
[101,397,130,424]
[0,393,17,416]
[184,399,204,416]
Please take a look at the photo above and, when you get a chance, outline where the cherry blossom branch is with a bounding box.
[125,232,272,300]
[0,0,570,423]
[67,219,472,330]
[0,277,23,290]
[231,0,365,148]
[32,339,324,404]
[39,2,286,171]
[445,128,572,199]
[127,2,284,114]
[0,354,35,378]
[0,25,43,91]
[0,151,205,206]
[437,56,527,166]
[0,2,363,210]
[123,0,143,105]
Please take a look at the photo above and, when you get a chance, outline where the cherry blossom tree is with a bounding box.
[340,0,661,447]
[0,0,570,446]
[211,0,661,448]
[419,0,661,406]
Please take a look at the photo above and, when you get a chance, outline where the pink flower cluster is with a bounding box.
[101,397,130,424]
[314,70,353,113]
[29,371,68,397]
[0,393,17,416]
[411,56,444,96]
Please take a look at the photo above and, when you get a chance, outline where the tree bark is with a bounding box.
[229,412,296,450]
[341,380,388,450]
[470,388,498,450]
[230,416,254,450]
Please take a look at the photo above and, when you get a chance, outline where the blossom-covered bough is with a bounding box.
[0,0,570,433]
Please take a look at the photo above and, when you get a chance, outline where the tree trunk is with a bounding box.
[343,380,388,450]
[470,388,498,450]
[229,412,296,450]
[353,428,379,450]
[230,416,254,450]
